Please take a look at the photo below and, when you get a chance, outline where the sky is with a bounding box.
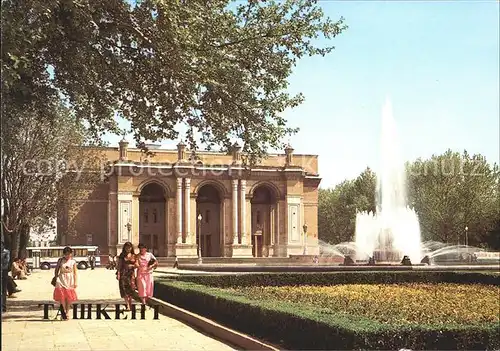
[105,0,499,188]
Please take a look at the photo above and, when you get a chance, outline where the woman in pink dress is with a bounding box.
[135,243,158,305]
[53,246,78,320]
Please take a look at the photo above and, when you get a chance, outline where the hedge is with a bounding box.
[173,271,500,288]
[155,279,500,350]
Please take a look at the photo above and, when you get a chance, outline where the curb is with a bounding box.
[147,297,281,351]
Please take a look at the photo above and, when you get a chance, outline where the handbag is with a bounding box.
[51,258,62,286]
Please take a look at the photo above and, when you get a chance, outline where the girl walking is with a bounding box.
[135,243,157,305]
[116,242,136,310]
[53,246,78,320]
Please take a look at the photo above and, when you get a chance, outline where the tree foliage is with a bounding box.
[406,150,499,247]
[1,100,105,258]
[2,0,346,161]
[318,151,499,250]
[318,167,375,244]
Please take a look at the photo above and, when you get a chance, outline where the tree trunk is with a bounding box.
[18,224,30,258]
[10,229,20,261]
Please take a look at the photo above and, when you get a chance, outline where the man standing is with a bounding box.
[90,254,96,270]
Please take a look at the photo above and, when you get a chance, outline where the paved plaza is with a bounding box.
[1,269,236,351]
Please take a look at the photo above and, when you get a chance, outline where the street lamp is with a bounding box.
[197,214,203,264]
[465,226,469,247]
[302,223,308,255]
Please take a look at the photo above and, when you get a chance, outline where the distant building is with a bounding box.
[58,140,321,257]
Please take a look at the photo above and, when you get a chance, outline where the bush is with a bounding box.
[174,271,500,288]
[155,279,500,350]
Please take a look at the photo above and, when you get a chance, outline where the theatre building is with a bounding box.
[58,139,321,257]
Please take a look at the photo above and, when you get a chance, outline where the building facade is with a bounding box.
[58,140,321,257]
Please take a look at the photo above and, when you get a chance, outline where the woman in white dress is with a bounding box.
[53,246,78,320]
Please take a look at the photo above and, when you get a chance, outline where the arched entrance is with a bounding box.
[196,184,222,257]
[251,185,276,257]
[139,182,166,256]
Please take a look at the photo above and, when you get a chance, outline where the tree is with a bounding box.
[406,150,499,247]
[318,185,343,244]
[1,101,104,259]
[318,168,376,244]
[352,167,376,213]
[2,0,346,161]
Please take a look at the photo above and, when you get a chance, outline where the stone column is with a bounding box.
[274,200,280,256]
[221,198,227,254]
[132,193,140,246]
[164,198,169,256]
[240,180,247,245]
[176,177,183,244]
[270,205,275,246]
[184,178,191,244]
[107,191,114,252]
[189,194,197,245]
[232,179,239,245]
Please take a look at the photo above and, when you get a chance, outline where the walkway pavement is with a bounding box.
[1,269,236,351]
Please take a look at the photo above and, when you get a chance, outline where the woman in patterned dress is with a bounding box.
[135,243,158,305]
[116,242,136,310]
[53,246,78,320]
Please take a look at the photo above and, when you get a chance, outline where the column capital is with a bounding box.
[176,177,183,186]
[185,177,191,185]
[240,179,247,187]
[231,179,239,188]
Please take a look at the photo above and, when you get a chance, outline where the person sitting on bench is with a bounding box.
[11,258,27,280]
[19,258,31,276]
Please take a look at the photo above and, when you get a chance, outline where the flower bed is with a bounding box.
[155,272,500,350]
[226,284,499,327]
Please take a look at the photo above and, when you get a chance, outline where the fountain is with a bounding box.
[354,99,422,263]
[318,240,346,258]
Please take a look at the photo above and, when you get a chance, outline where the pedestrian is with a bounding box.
[135,243,158,305]
[89,254,96,270]
[1,241,10,313]
[6,275,21,297]
[53,246,78,320]
[116,242,136,310]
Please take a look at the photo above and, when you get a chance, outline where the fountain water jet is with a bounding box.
[318,240,346,258]
[355,99,422,263]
